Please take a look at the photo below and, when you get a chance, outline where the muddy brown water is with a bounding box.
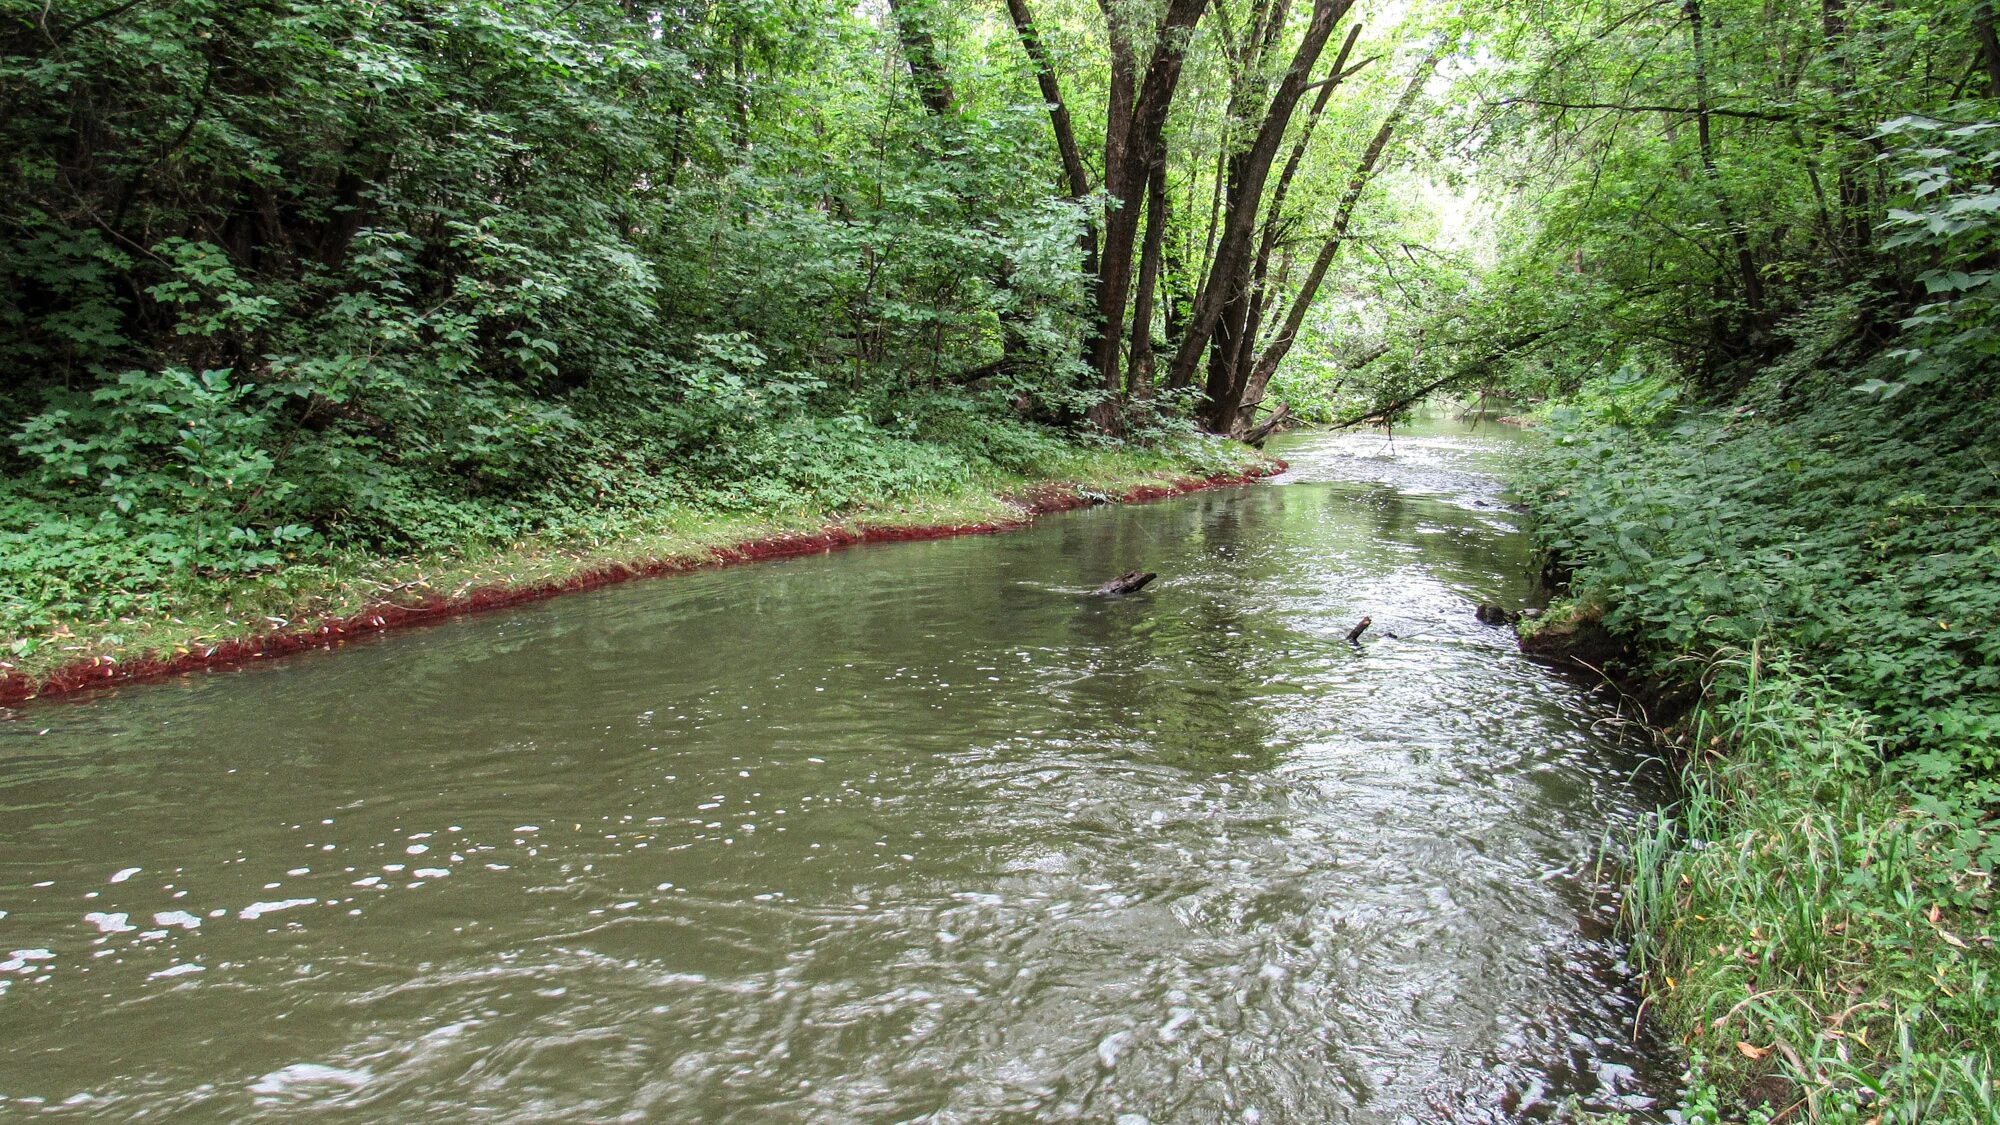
[0,420,1676,1121]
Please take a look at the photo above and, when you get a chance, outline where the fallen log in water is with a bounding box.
[1244,402,1293,447]
[1095,571,1158,596]
[1346,616,1372,644]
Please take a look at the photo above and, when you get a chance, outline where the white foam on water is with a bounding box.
[248,1062,373,1101]
[239,898,316,921]
[84,912,135,934]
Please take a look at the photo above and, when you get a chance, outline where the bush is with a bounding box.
[1524,378,2000,812]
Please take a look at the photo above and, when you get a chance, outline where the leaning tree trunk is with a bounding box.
[1245,50,1437,407]
[1223,25,1366,434]
[1164,0,1356,428]
[1005,0,1098,277]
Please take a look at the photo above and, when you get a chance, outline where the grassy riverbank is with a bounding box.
[0,426,1269,702]
[1520,377,1999,1121]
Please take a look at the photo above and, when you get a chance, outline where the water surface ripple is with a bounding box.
[0,422,1672,1121]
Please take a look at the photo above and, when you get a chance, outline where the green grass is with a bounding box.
[1621,647,1997,1122]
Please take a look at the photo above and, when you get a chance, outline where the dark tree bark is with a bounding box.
[887,0,957,117]
[1004,0,1090,201]
[1087,0,1210,430]
[1217,24,1365,434]
[1976,2,2000,98]
[1243,400,1292,445]
[1243,50,1436,427]
[1128,160,1170,395]
[1096,570,1159,595]
[1257,24,1365,284]
[1004,0,1098,276]
[1162,0,1356,424]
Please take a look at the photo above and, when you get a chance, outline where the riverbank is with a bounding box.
[0,439,1277,706]
[1517,383,1999,1121]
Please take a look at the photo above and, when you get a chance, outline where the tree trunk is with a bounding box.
[1089,0,1210,430]
[1977,1,2000,98]
[1004,0,1098,276]
[1128,160,1170,396]
[1222,25,1365,435]
[1165,0,1356,426]
[1244,400,1291,445]
[1686,0,1765,323]
[1247,50,1437,407]
[1200,146,1257,430]
[887,0,956,117]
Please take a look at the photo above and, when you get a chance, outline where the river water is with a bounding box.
[0,421,1674,1121]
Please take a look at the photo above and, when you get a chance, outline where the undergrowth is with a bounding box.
[0,405,1263,689]
[1523,366,2000,1120]
[1628,649,1997,1121]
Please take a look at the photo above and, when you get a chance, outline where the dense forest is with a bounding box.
[4,0,1998,1118]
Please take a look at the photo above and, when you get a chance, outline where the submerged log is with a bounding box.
[1095,570,1158,596]
[1345,616,1372,644]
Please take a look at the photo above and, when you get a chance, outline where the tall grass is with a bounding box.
[1621,646,1999,1121]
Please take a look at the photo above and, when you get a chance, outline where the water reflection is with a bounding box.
[0,419,1671,1121]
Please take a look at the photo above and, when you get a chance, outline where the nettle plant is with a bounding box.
[10,367,314,575]
[1870,114,2000,398]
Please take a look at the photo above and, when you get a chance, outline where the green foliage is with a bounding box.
[0,0,1129,639]
[1529,351,2000,1119]
[1526,375,2000,808]
[1873,115,2000,399]
[1622,652,1997,1121]
[1541,365,1682,430]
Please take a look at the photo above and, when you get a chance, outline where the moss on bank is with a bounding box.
[1,436,1273,704]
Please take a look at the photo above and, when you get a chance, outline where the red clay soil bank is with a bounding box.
[0,464,1282,707]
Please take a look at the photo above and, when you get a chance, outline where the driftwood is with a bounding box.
[1345,616,1372,643]
[1095,571,1158,596]
[1244,401,1293,447]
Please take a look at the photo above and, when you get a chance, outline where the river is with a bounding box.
[0,420,1674,1121]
